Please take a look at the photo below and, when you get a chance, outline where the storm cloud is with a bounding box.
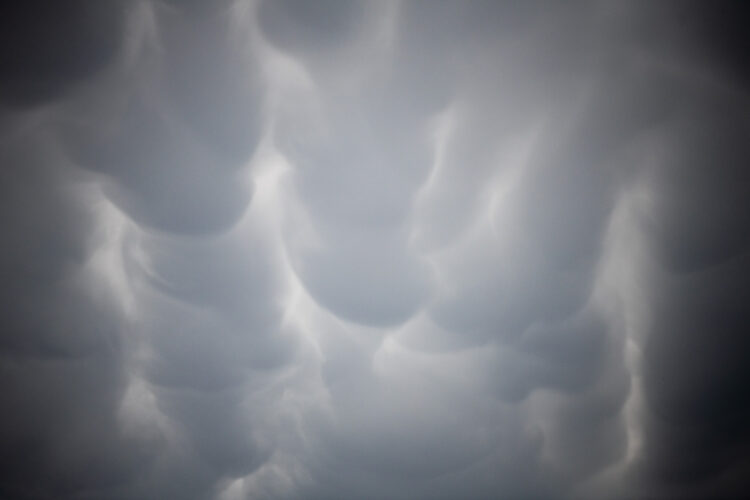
[1,1,749,499]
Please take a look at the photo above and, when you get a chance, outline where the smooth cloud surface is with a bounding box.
[1,1,749,499]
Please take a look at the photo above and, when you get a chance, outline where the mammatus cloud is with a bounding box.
[1,1,749,499]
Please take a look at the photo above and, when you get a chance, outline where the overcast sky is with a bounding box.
[1,1,749,499]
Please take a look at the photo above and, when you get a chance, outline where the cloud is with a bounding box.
[1,1,749,499]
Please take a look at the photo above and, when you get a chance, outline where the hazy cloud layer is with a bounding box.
[1,1,749,499]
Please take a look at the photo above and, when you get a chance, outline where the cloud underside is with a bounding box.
[1,1,749,499]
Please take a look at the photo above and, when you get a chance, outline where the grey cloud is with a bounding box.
[58,1,263,235]
[257,0,369,59]
[2,1,750,499]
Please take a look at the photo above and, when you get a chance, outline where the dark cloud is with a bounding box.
[0,135,157,498]
[0,1,129,107]
[1,1,749,499]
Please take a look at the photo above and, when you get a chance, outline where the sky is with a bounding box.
[1,1,749,499]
